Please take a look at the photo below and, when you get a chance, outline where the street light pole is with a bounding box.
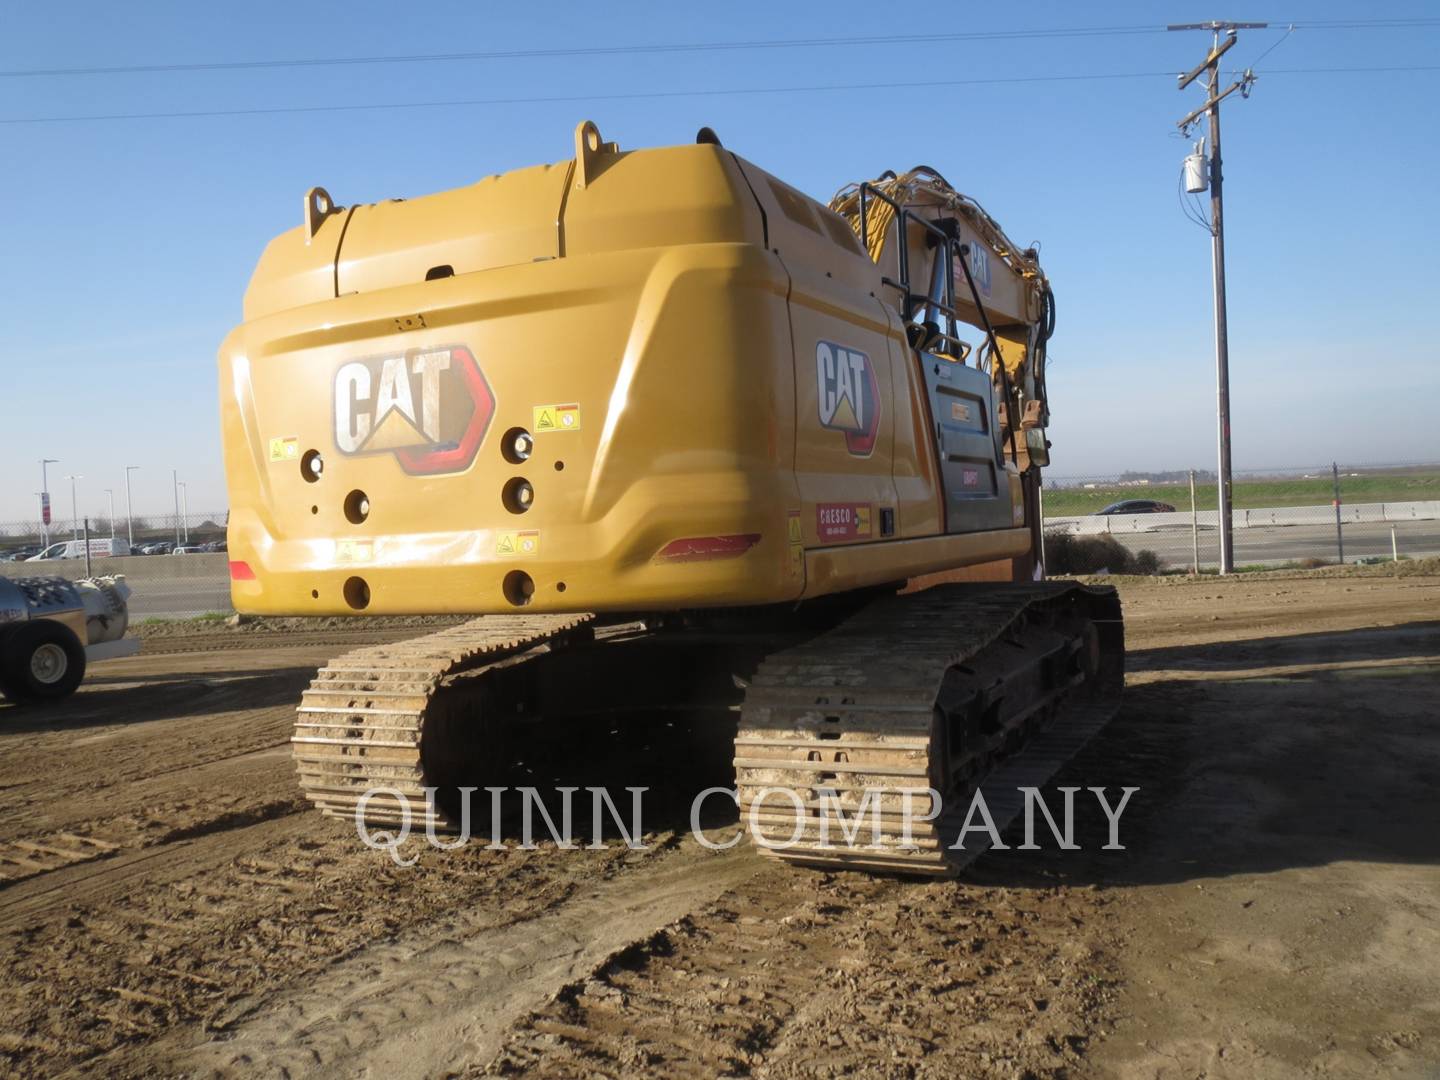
[124,466,140,551]
[104,489,116,539]
[39,458,58,547]
[177,481,189,544]
[65,474,83,541]
[172,469,181,548]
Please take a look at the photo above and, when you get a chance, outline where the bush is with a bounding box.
[1131,549,1161,575]
[1043,529,1161,576]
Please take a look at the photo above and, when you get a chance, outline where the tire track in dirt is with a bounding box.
[6,812,680,1077]
[481,765,1140,1079]
[170,846,758,1079]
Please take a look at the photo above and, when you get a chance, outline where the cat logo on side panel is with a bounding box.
[815,341,880,457]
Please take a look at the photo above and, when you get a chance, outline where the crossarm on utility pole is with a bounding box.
[1176,32,1238,89]
[1176,80,1247,133]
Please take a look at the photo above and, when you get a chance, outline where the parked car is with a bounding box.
[1095,500,1177,516]
[138,541,173,555]
[25,538,131,561]
[171,545,205,555]
[198,540,228,553]
[1,547,42,562]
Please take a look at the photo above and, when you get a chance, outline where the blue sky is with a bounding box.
[2,2,1436,522]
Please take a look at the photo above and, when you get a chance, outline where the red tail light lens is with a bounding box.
[228,560,256,581]
[654,534,761,563]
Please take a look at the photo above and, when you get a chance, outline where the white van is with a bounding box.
[26,538,131,561]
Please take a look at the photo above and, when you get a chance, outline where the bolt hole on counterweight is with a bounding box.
[344,489,370,524]
[300,449,324,482]
[503,477,534,514]
[501,427,534,464]
[503,570,534,607]
[343,576,370,610]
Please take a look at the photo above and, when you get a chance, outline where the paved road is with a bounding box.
[125,579,235,619]
[1092,519,1440,570]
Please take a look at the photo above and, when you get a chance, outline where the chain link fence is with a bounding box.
[0,509,232,619]
[0,508,227,551]
[1,463,1437,616]
[1041,463,1440,574]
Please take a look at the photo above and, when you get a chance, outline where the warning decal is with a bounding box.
[816,503,873,542]
[533,403,582,433]
[787,510,804,575]
[269,436,299,462]
[335,538,373,562]
[497,530,540,557]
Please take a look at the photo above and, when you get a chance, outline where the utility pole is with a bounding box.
[1170,20,1264,575]
[39,458,58,547]
[65,475,83,541]
[124,465,140,551]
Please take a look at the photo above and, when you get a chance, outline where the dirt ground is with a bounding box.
[1,566,1437,1079]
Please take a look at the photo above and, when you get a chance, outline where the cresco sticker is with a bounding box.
[816,503,873,542]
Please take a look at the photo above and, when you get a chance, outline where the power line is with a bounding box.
[1253,64,1440,74]
[0,27,1176,79]
[1,18,1435,79]
[3,65,1435,126]
[0,71,1183,125]
[1271,17,1440,28]
[1245,23,1297,69]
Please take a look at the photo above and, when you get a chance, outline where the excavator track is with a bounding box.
[292,613,596,832]
[734,582,1123,876]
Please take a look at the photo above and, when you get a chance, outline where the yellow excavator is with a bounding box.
[219,121,1122,875]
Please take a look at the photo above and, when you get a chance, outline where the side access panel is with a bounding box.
[916,351,1015,533]
[733,160,901,552]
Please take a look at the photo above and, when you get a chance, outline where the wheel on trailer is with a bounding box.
[0,620,87,703]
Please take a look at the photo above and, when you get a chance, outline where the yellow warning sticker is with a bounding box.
[789,543,804,574]
[268,436,299,462]
[533,403,582,433]
[335,538,373,562]
[786,510,803,544]
[855,505,873,536]
[497,530,540,557]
